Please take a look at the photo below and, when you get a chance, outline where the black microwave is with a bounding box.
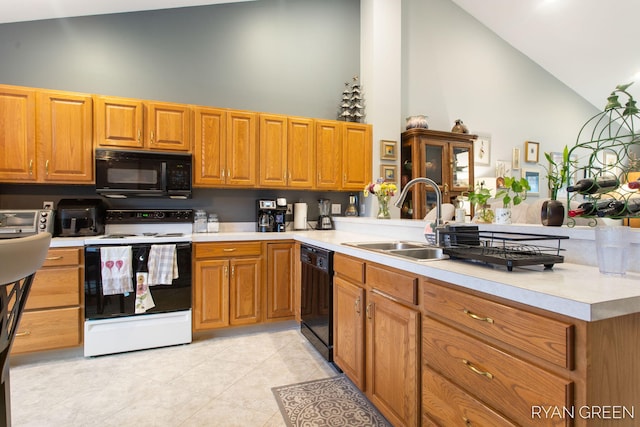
[95,149,192,199]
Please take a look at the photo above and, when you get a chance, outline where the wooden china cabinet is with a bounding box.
[400,129,477,219]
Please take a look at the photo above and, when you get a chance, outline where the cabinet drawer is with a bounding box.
[12,307,81,354]
[424,317,572,426]
[424,281,574,369]
[423,367,515,427]
[367,263,418,305]
[334,253,365,284]
[26,266,82,309]
[195,242,262,258]
[42,247,81,267]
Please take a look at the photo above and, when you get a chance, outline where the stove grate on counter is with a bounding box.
[438,231,569,272]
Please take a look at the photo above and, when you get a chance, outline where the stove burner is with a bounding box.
[101,234,136,239]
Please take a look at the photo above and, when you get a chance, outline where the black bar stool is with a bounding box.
[0,233,51,427]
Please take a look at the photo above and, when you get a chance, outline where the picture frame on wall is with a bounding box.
[522,168,540,196]
[380,140,397,160]
[381,165,397,183]
[512,147,521,170]
[474,135,491,165]
[525,141,540,163]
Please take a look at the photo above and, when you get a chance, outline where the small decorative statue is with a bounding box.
[451,119,468,134]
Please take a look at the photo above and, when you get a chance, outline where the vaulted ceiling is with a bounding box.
[2,0,638,109]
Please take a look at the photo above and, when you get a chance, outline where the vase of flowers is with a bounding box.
[364,178,397,219]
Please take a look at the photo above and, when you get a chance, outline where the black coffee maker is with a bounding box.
[257,200,276,232]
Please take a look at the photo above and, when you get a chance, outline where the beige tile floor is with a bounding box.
[9,321,338,427]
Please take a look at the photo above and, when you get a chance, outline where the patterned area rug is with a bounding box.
[272,375,391,427]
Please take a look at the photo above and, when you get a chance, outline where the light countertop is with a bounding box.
[50,223,640,322]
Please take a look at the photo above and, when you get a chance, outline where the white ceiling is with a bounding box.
[2,0,638,109]
[451,0,640,109]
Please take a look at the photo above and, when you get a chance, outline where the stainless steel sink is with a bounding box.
[346,241,425,251]
[387,247,446,261]
[343,241,447,261]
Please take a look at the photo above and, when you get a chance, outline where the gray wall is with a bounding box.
[0,0,360,119]
[0,0,359,220]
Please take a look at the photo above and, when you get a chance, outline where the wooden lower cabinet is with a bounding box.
[12,247,83,354]
[422,279,640,427]
[333,276,365,389]
[265,242,295,320]
[367,290,420,427]
[423,368,515,427]
[424,316,571,426]
[333,253,420,427]
[193,242,262,331]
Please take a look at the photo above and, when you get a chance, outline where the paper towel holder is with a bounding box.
[294,203,308,230]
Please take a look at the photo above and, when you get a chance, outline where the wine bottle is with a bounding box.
[596,198,640,217]
[596,200,626,217]
[566,176,619,194]
[628,179,640,190]
[626,198,640,214]
[567,200,613,217]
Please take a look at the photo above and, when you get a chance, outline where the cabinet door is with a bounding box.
[38,90,94,183]
[12,307,81,354]
[366,290,420,427]
[0,85,37,181]
[342,123,372,190]
[193,106,226,186]
[266,242,295,319]
[259,114,288,187]
[146,101,191,151]
[193,259,229,330]
[287,116,315,188]
[226,110,258,186]
[315,120,342,189]
[450,142,474,192]
[420,139,448,216]
[94,96,144,148]
[230,257,261,325]
[333,276,366,390]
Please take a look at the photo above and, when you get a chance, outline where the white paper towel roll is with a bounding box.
[294,203,308,230]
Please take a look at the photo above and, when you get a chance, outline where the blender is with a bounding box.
[317,198,333,230]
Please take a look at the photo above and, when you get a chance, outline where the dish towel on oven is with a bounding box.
[100,246,133,295]
[147,244,179,285]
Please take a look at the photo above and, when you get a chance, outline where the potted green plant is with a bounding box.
[494,176,530,224]
[466,184,494,223]
[539,145,572,226]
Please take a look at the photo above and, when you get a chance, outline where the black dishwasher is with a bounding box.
[300,244,334,362]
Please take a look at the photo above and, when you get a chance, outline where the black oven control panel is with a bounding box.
[105,209,194,224]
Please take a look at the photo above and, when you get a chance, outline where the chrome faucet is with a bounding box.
[394,177,445,245]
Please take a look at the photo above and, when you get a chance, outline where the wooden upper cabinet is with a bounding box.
[94,96,144,149]
[146,101,191,151]
[0,85,93,184]
[342,122,372,190]
[259,114,315,189]
[315,120,342,189]
[94,95,190,151]
[287,116,315,188]
[316,120,372,191]
[38,90,94,183]
[259,113,288,187]
[193,106,226,186]
[226,110,258,187]
[0,85,37,181]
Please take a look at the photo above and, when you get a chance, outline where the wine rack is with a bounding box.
[566,83,640,227]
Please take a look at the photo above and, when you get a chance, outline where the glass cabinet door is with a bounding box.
[422,142,446,186]
[450,143,473,191]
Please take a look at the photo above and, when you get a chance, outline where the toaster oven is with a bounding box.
[0,210,54,239]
